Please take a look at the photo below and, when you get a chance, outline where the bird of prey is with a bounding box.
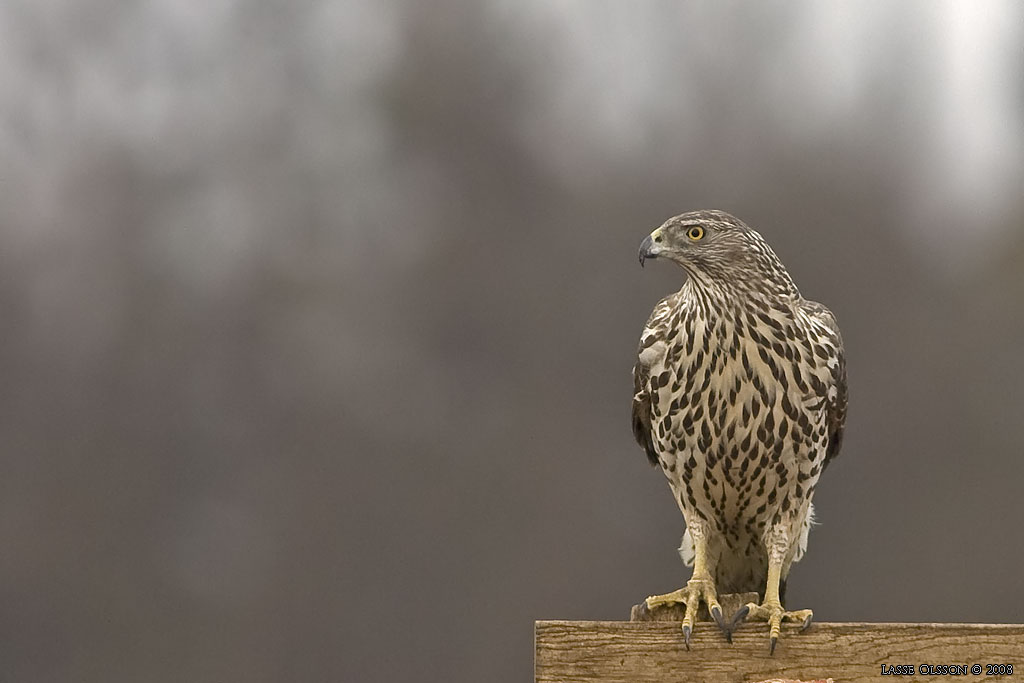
[632,210,847,653]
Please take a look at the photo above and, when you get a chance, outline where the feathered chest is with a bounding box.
[640,301,832,509]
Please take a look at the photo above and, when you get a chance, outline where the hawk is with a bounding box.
[632,210,847,653]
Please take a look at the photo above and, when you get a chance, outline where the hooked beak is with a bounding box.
[638,232,660,267]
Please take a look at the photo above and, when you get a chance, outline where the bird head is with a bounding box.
[638,209,798,297]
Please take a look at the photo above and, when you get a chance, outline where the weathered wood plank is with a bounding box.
[536,621,1024,683]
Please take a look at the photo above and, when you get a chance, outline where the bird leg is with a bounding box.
[731,552,813,654]
[644,529,729,648]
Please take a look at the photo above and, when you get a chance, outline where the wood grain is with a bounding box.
[536,621,1024,683]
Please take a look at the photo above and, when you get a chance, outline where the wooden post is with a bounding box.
[536,619,1024,682]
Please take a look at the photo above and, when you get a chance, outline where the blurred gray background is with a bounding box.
[1,1,1023,681]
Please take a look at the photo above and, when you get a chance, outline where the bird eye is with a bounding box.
[686,226,705,241]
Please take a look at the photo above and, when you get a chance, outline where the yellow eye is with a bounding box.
[686,226,705,241]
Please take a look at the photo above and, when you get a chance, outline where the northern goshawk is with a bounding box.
[632,210,847,653]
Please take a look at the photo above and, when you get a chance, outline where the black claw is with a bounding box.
[729,604,750,630]
[682,624,691,650]
[710,606,731,642]
[769,635,777,655]
[800,614,813,632]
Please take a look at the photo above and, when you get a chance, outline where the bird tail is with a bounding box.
[677,502,816,602]
[679,528,764,595]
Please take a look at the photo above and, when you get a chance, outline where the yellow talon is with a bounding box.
[732,600,814,654]
[644,576,729,648]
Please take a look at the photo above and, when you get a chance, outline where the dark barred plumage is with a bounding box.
[633,210,847,651]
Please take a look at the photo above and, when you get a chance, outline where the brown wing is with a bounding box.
[632,357,657,465]
[632,295,679,466]
[802,300,848,470]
